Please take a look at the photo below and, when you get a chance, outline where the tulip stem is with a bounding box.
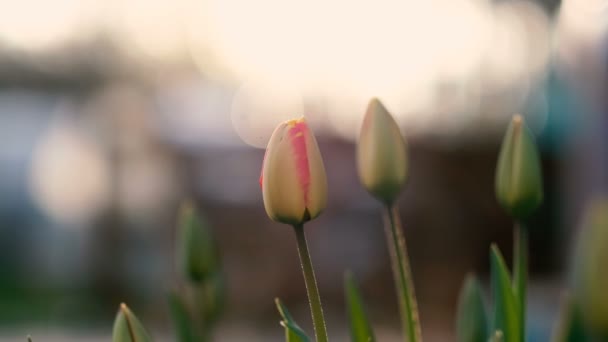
[293,224,329,342]
[383,204,422,342]
[513,221,528,341]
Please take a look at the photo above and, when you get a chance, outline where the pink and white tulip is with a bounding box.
[260,118,327,225]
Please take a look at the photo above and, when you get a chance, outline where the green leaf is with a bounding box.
[275,298,311,342]
[456,274,488,342]
[168,292,199,342]
[112,303,153,342]
[552,293,593,342]
[177,201,218,283]
[490,245,520,342]
[344,271,375,342]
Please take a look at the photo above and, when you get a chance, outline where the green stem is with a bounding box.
[383,204,422,342]
[513,222,528,342]
[293,224,329,342]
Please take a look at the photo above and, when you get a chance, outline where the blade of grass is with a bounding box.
[276,298,311,342]
[345,271,375,342]
[490,245,520,342]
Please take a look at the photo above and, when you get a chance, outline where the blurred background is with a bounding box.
[0,0,606,340]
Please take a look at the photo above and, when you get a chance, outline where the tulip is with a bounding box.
[357,98,420,342]
[572,199,608,338]
[357,98,408,205]
[112,303,152,342]
[495,114,543,219]
[261,117,329,342]
[260,117,327,225]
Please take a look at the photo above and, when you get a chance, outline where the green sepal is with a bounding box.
[112,303,153,342]
[490,245,520,342]
[345,271,375,342]
[456,274,488,342]
[275,298,311,342]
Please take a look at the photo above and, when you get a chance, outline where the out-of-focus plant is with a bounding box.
[357,98,421,342]
[456,274,488,342]
[260,117,329,342]
[568,199,608,340]
[169,202,225,342]
[344,271,375,342]
[456,114,543,342]
[26,99,607,342]
[112,303,152,342]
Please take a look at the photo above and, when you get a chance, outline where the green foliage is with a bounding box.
[344,271,375,342]
[490,245,520,342]
[456,274,488,342]
[177,202,219,283]
[112,303,153,342]
[169,200,225,342]
[275,298,311,342]
[168,292,199,342]
[552,293,593,342]
[495,114,543,219]
[572,199,608,338]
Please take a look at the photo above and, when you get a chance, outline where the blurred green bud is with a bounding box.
[177,201,218,283]
[495,114,543,219]
[572,199,608,338]
[357,98,408,204]
[456,274,488,342]
[112,303,153,342]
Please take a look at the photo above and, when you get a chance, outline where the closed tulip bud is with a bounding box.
[572,199,608,338]
[495,114,543,219]
[177,201,218,283]
[261,117,327,225]
[112,303,153,342]
[357,98,408,204]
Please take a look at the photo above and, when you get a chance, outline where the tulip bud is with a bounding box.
[113,303,153,342]
[176,201,218,283]
[495,114,543,219]
[572,199,608,338]
[357,98,408,204]
[261,117,327,225]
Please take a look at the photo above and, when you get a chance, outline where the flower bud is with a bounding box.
[261,117,327,225]
[357,98,408,204]
[112,303,152,342]
[495,114,543,219]
[572,199,608,338]
[176,201,218,283]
